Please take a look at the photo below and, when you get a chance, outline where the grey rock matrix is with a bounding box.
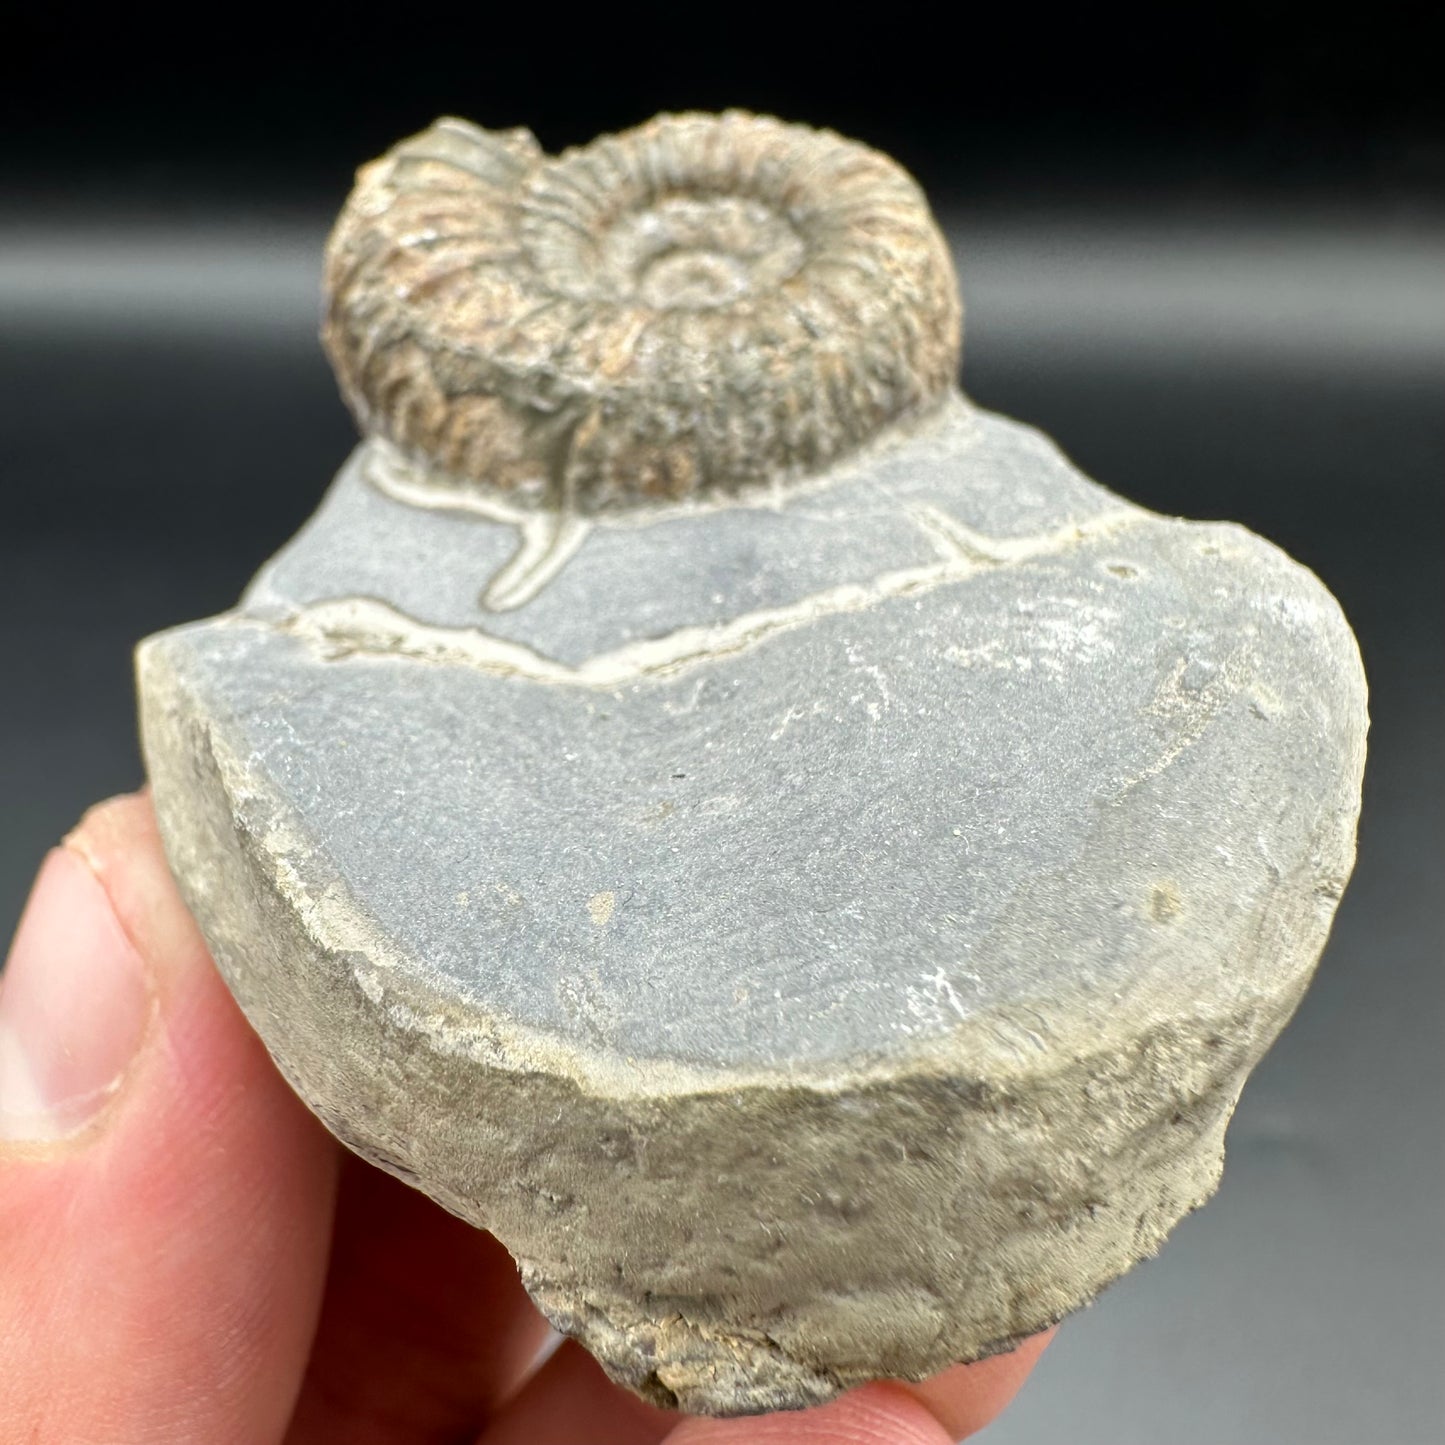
[137,113,1367,1415]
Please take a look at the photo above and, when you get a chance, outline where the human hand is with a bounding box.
[0,793,1051,1443]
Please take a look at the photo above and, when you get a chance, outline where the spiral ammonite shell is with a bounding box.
[323,111,962,513]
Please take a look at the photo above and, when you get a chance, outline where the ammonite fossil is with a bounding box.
[323,111,961,515]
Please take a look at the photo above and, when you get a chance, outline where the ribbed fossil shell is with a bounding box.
[323,111,962,512]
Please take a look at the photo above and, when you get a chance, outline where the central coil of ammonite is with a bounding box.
[323,111,962,513]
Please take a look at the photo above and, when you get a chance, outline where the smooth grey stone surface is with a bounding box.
[137,395,1367,1413]
[244,401,1122,661]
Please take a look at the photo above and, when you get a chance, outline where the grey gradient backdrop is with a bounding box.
[2,8,1442,1441]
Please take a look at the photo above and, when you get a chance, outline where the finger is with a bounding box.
[661,1331,1054,1445]
[0,794,340,1445]
[661,1385,953,1445]
[286,1152,554,1445]
[895,1330,1054,1439]
[474,1339,677,1445]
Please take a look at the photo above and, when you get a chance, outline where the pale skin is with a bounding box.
[0,793,1051,1444]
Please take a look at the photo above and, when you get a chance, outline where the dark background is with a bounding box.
[3,7,1442,1442]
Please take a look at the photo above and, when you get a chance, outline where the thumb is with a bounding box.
[0,793,339,1444]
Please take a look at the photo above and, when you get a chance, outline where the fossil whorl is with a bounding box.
[323,111,962,513]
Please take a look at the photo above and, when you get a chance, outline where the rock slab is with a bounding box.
[137,397,1367,1413]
